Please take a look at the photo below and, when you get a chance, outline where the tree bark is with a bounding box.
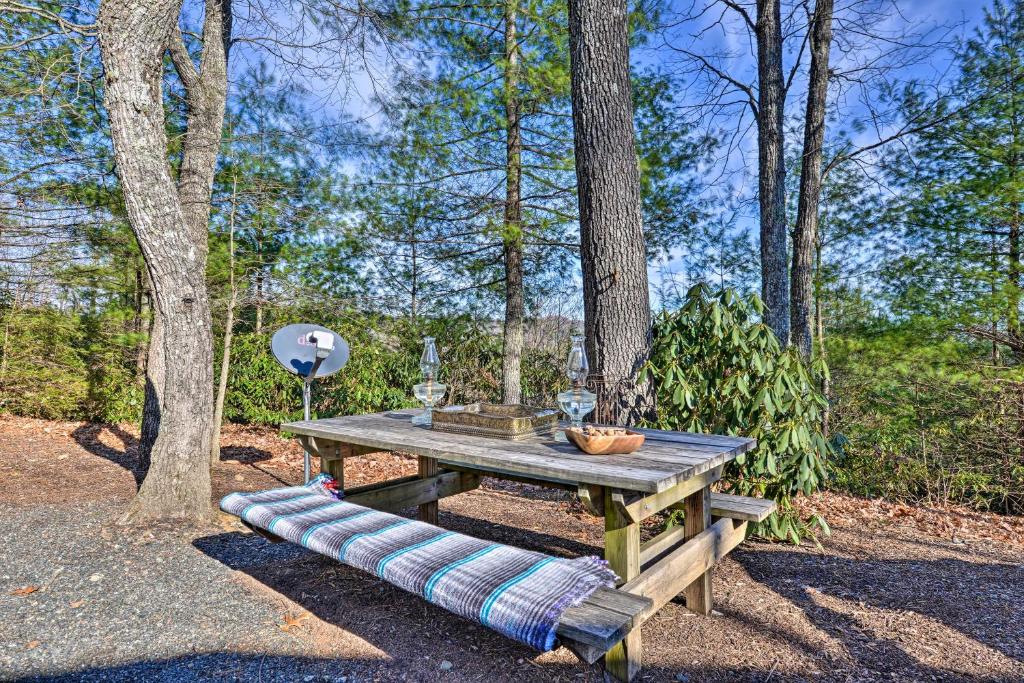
[99,0,224,523]
[138,0,230,470]
[568,0,652,426]
[814,238,830,435]
[791,0,833,358]
[756,0,790,344]
[501,0,525,405]
[173,0,231,239]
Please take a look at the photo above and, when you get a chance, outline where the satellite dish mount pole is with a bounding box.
[301,334,330,484]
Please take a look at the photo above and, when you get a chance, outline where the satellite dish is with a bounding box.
[271,323,349,379]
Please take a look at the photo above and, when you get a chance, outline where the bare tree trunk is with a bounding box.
[255,265,264,333]
[172,0,231,237]
[501,0,525,405]
[791,0,833,358]
[814,238,830,436]
[99,0,216,523]
[137,312,162,477]
[212,178,238,466]
[568,0,652,427]
[756,0,789,344]
[137,0,230,472]
[410,230,418,320]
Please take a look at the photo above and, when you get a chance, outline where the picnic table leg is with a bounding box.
[603,488,641,682]
[682,484,713,614]
[418,455,439,524]
[321,442,346,487]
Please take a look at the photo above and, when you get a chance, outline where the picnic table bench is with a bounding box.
[258,409,768,682]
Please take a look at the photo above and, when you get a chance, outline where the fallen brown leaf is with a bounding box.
[69,599,86,608]
[10,586,39,596]
[26,640,40,650]
[279,612,311,632]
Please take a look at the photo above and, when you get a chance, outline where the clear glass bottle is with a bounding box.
[412,336,446,426]
[556,335,597,438]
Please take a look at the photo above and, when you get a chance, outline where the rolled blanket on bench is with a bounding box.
[221,474,617,651]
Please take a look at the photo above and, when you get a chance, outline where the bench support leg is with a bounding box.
[682,484,712,615]
[418,455,439,524]
[602,488,641,682]
[322,442,345,485]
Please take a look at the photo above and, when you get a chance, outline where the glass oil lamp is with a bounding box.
[412,336,446,426]
[556,335,597,439]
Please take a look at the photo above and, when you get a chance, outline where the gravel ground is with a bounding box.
[2,417,1023,682]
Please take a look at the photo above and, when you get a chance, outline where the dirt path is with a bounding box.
[1,416,1022,682]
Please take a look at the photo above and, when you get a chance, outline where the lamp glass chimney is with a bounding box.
[420,337,440,380]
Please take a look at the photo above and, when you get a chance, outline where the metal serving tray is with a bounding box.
[431,403,558,440]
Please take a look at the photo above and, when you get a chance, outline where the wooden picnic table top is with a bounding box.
[282,409,755,494]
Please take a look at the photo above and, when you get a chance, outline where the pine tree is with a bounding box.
[889,0,1024,356]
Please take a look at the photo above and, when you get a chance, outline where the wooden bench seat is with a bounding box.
[709,492,776,522]
[557,587,651,663]
[236,514,651,663]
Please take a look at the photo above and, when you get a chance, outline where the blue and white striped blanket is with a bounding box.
[221,474,617,650]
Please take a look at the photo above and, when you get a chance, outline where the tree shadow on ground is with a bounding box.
[217,445,274,465]
[10,651,822,683]
[70,423,142,485]
[70,423,275,488]
[732,544,1024,673]
[13,652,385,683]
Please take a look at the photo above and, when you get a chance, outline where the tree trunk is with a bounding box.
[502,0,525,405]
[790,0,833,358]
[756,0,790,344]
[255,265,264,333]
[99,0,223,523]
[137,312,163,477]
[212,179,238,466]
[174,0,231,239]
[568,0,652,426]
[137,0,230,474]
[814,238,830,436]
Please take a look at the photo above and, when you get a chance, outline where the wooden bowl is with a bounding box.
[564,427,645,455]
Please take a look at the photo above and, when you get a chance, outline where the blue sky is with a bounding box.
[225,0,999,310]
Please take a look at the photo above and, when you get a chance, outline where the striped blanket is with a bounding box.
[221,474,617,650]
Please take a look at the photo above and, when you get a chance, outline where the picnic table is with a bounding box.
[280,409,766,682]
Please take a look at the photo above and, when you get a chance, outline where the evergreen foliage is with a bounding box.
[641,285,831,543]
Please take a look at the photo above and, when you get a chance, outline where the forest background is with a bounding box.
[3,0,1024,521]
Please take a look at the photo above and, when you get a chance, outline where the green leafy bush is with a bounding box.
[827,321,1024,513]
[640,284,831,543]
[0,305,89,419]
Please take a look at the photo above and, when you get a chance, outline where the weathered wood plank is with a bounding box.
[629,425,755,449]
[290,419,680,492]
[299,436,378,460]
[418,455,439,524]
[611,467,722,523]
[344,471,479,513]
[321,441,345,483]
[682,485,712,615]
[438,462,577,491]
[623,517,748,623]
[282,410,754,493]
[639,495,767,568]
[709,492,776,522]
[576,484,605,516]
[555,587,650,662]
[344,474,420,496]
[602,489,642,681]
[638,523,688,568]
